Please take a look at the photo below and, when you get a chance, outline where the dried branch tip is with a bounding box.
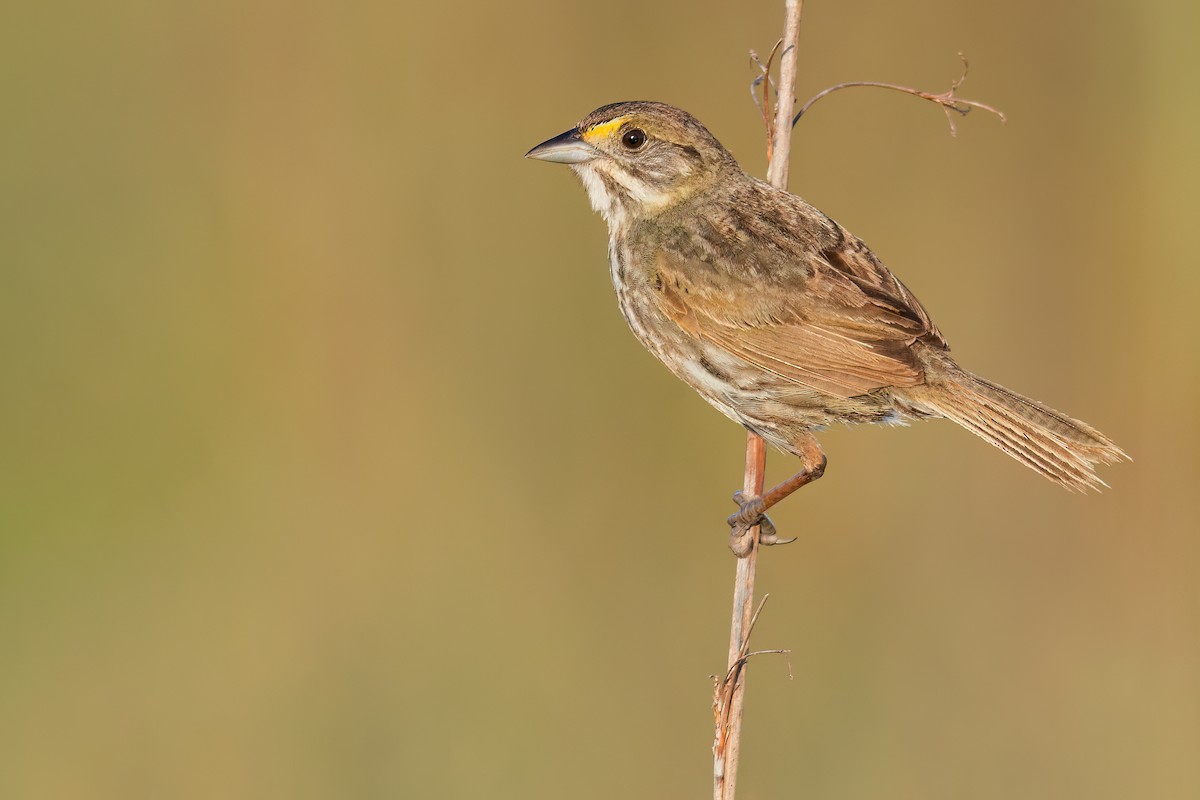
[792,53,1007,137]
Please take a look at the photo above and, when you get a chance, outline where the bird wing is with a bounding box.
[653,215,948,399]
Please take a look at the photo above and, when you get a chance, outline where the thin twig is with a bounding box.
[713,595,773,760]
[749,41,782,163]
[793,54,1006,137]
[714,6,803,799]
[723,650,794,692]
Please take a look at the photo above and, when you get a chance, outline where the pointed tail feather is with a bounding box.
[913,368,1129,492]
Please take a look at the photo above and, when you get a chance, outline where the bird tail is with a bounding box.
[912,367,1129,492]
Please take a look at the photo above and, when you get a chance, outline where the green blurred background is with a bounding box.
[2,0,1197,797]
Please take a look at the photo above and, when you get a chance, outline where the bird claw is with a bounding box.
[728,491,795,556]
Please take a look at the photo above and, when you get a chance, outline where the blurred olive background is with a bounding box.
[2,0,1197,797]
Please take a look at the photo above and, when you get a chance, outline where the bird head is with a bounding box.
[526,101,739,225]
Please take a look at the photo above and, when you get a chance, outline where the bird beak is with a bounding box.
[525,128,598,164]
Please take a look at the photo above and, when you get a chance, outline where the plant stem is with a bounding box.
[766,0,803,190]
[714,4,803,799]
[715,433,767,800]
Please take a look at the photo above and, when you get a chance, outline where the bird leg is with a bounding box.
[727,437,827,556]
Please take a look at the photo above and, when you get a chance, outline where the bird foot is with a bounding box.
[728,491,796,557]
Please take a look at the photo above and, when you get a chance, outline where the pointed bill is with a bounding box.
[525,128,597,164]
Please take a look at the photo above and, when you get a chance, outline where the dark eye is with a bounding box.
[621,128,647,150]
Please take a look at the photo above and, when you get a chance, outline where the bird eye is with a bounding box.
[621,128,647,150]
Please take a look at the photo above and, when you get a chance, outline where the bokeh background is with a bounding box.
[2,0,1198,797]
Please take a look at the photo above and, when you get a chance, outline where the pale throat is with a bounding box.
[571,161,685,228]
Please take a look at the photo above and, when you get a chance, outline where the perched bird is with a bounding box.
[527,101,1126,539]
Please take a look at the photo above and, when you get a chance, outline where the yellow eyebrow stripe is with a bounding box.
[581,116,630,143]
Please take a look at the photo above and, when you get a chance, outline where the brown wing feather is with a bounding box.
[653,193,948,399]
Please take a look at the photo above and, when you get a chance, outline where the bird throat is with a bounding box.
[571,161,681,228]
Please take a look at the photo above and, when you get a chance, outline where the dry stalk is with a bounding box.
[712,5,803,800]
